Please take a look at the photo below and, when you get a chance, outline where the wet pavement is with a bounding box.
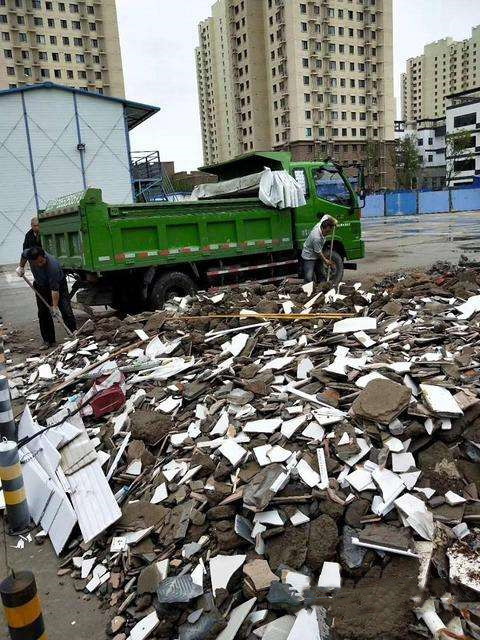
[357,210,480,277]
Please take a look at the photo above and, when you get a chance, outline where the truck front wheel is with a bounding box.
[316,250,344,286]
[149,271,198,310]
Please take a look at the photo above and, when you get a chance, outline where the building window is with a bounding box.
[64,52,71,61]
[17,14,24,23]
[302,57,308,68]
[91,38,98,47]
[21,49,29,59]
[303,75,309,85]
[71,20,80,29]
[58,1,65,9]
[305,110,311,119]
[301,21,307,32]
[78,70,86,78]
[52,51,59,60]
[75,53,84,63]
[95,70,101,79]
[23,67,31,76]
[60,19,67,27]
[300,3,306,13]
[0,14,7,23]
[88,21,96,30]
[33,16,43,25]
[454,112,476,128]
[454,158,475,173]
[73,36,82,45]
[54,69,61,78]
[50,35,57,44]
[305,127,312,137]
[66,69,73,78]
[39,51,47,60]
[19,32,26,41]
[36,34,45,43]
[47,18,54,27]
[32,0,41,7]
[3,48,11,58]
[69,3,78,11]
[40,68,50,78]
[87,4,94,14]
[46,1,53,8]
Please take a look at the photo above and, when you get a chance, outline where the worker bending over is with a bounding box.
[301,215,338,283]
[16,247,76,348]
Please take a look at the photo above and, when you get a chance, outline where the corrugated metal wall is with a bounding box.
[0,88,133,265]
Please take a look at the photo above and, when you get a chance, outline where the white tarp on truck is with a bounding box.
[191,168,306,209]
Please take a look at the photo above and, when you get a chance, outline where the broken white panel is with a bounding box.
[316,448,329,490]
[170,432,189,447]
[38,363,54,380]
[67,458,122,544]
[297,358,314,380]
[281,415,307,438]
[302,423,325,441]
[384,437,404,453]
[372,468,405,511]
[254,445,272,467]
[452,523,470,540]
[445,491,466,506]
[394,493,428,520]
[354,331,376,348]
[318,562,341,590]
[286,608,322,640]
[125,459,142,476]
[244,417,282,434]
[346,468,375,492]
[407,511,434,541]
[296,459,320,488]
[391,452,416,473]
[337,432,350,446]
[400,471,422,490]
[157,396,182,413]
[259,357,294,373]
[254,615,295,640]
[283,570,311,595]
[355,371,387,389]
[303,291,322,310]
[290,510,310,526]
[455,294,480,320]
[344,438,371,467]
[20,451,77,555]
[268,445,292,463]
[302,281,314,297]
[216,598,257,640]
[420,384,463,418]
[211,411,230,436]
[210,554,246,595]
[150,483,168,504]
[253,510,284,526]
[332,317,376,334]
[127,611,160,640]
[218,439,247,466]
[222,333,250,357]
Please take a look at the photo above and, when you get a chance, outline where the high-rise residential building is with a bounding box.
[196,0,394,187]
[0,0,124,97]
[401,26,480,123]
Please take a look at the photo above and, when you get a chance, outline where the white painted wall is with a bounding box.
[0,87,134,265]
[446,101,480,185]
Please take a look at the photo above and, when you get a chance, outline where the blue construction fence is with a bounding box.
[363,188,480,218]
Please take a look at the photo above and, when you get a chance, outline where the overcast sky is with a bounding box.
[117,0,480,172]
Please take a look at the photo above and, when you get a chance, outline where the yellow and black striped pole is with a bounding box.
[0,571,47,639]
[0,441,30,534]
[0,375,16,441]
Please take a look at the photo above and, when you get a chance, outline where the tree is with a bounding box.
[393,134,423,190]
[361,139,382,192]
[445,130,476,187]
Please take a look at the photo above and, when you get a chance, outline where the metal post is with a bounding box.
[0,376,16,441]
[1,571,47,640]
[0,441,30,534]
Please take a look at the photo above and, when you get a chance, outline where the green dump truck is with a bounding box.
[39,151,365,310]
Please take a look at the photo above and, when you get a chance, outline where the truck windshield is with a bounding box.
[313,168,352,207]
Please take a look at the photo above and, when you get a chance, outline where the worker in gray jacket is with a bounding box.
[301,215,338,283]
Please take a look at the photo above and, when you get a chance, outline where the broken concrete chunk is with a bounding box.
[351,378,411,424]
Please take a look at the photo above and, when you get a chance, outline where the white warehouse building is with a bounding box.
[0,82,159,264]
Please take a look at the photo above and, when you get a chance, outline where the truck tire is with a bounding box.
[149,271,197,310]
[315,250,344,286]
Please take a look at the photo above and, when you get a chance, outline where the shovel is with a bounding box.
[22,274,74,337]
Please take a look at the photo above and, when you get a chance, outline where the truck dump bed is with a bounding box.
[39,188,294,273]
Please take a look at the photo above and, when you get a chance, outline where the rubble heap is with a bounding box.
[4,265,480,640]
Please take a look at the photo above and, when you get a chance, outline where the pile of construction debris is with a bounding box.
[3,263,480,640]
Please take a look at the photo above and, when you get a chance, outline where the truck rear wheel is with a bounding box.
[149,271,197,310]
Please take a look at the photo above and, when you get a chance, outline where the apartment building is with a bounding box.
[196,0,395,187]
[0,0,124,97]
[401,26,480,122]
